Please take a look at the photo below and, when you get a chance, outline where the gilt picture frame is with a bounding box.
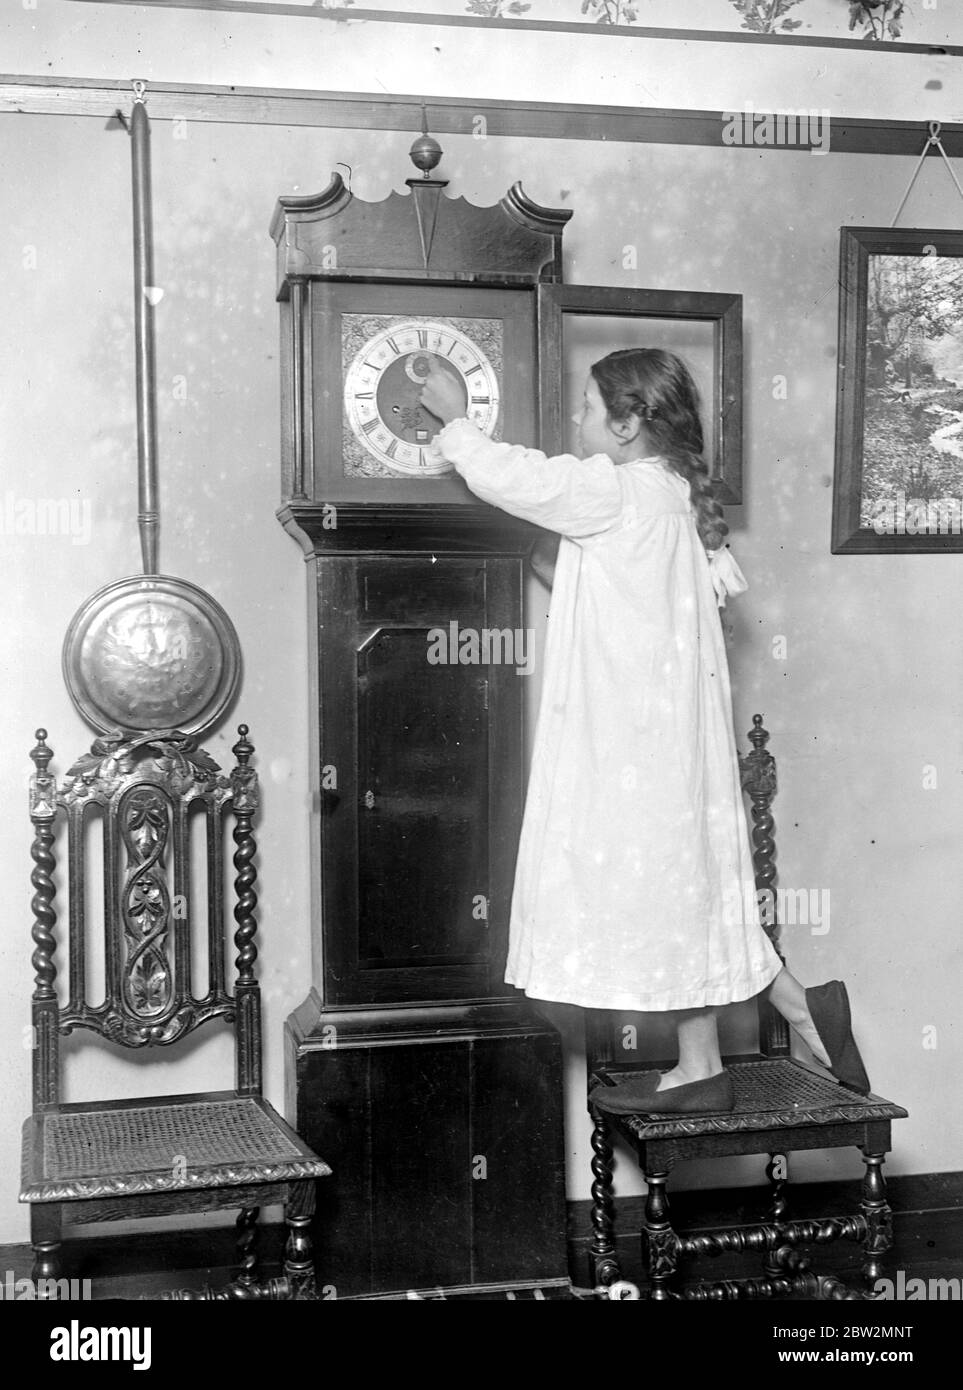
[832,226,963,554]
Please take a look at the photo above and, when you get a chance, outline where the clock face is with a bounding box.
[342,317,501,478]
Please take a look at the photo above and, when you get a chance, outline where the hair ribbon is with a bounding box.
[707,546,748,608]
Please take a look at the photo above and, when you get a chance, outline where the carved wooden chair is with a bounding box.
[587,716,908,1301]
[21,723,331,1300]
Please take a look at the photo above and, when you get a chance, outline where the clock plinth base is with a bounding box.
[285,991,570,1299]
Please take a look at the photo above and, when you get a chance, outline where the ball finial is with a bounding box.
[409,131,442,176]
[409,103,442,177]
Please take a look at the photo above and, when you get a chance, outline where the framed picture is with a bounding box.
[538,284,744,504]
[832,227,963,553]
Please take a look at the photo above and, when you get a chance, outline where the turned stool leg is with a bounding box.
[283,1180,317,1299]
[642,1171,681,1300]
[235,1207,260,1286]
[766,1151,790,1223]
[588,1107,620,1289]
[763,1151,790,1281]
[860,1152,893,1290]
[31,1204,63,1294]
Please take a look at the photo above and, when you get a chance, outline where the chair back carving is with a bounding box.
[28,725,262,1111]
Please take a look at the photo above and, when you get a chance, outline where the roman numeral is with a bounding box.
[387,337,401,355]
[355,392,374,400]
[385,439,399,458]
[417,330,428,348]
[465,364,485,378]
[362,418,379,434]
[470,396,490,405]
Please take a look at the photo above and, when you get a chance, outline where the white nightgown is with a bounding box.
[436,419,783,1013]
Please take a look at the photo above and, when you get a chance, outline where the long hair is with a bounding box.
[590,348,728,552]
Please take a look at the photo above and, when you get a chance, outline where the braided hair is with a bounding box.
[590,348,728,553]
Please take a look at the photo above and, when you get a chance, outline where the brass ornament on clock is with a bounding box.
[342,315,501,478]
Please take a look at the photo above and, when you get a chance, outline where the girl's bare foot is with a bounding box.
[766,968,832,1067]
[788,1015,832,1069]
[664,1008,723,1089]
[655,1064,724,1091]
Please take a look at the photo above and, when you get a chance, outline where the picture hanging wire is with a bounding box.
[889,121,963,228]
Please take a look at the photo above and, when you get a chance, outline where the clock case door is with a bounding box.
[312,553,524,1008]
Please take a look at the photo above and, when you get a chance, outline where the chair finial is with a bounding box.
[747,715,769,752]
[231,724,258,816]
[30,729,53,774]
[233,724,253,766]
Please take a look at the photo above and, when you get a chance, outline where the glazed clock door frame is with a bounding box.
[307,281,537,506]
[537,282,745,505]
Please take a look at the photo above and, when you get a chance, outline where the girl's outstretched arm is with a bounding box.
[432,418,624,538]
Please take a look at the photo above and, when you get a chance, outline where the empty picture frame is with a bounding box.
[538,284,744,504]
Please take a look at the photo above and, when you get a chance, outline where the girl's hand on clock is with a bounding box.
[420,362,468,426]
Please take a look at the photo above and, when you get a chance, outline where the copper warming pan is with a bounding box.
[62,87,240,737]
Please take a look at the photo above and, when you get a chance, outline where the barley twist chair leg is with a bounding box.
[588,1107,620,1290]
[235,1206,260,1286]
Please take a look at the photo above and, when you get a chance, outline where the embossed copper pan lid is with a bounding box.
[62,85,240,738]
[63,575,240,737]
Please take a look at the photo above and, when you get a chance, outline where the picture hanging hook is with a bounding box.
[131,79,148,104]
[889,119,963,227]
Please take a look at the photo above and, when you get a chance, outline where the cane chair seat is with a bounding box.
[22,1092,329,1203]
[592,1058,907,1145]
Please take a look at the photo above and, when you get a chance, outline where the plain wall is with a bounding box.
[2,22,961,1247]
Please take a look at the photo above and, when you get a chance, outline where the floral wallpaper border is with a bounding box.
[80,1,961,49]
[465,1,903,38]
[303,0,931,45]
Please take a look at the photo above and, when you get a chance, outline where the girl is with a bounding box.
[421,348,869,1115]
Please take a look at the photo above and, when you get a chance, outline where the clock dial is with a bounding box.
[343,318,501,477]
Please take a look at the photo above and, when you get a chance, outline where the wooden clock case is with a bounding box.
[271,167,574,1297]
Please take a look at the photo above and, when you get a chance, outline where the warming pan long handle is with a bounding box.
[131,88,159,577]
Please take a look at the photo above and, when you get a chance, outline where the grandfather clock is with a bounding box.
[271,140,572,1297]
